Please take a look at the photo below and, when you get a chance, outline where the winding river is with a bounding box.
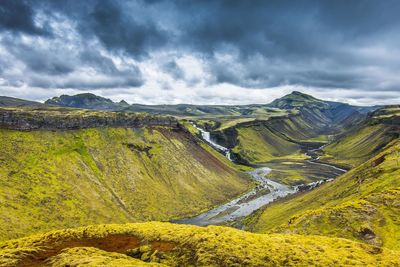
[175,125,346,226]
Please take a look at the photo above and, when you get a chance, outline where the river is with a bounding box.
[174,125,346,226]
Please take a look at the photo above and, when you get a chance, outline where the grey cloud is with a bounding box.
[0,32,143,89]
[0,0,50,35]
[91,1,168,58]
[162,60,184,80]
[6,42,75,75]
[0,0,400,104]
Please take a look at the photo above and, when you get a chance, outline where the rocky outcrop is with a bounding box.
[0,108,178,130]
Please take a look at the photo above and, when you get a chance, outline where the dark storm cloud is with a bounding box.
[0,0,400,103]
[4,39,74,75]
[164,0,400,90]
[35,0,169,59]
[0,0,50,35]
[87,0,168,59]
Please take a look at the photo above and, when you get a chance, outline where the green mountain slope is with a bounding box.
[1,222,399,267]
[250,137,400,249]
[0,110,250,241]
[231,123,301,163]
[215,112,329,165]
[268,91,374,125]
[0,96,43,107]
[322,106,400,168]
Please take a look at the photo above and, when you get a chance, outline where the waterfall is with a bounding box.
[191,123,232,161]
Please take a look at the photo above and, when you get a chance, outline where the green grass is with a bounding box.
[322,121,399,168]
[232,125,300,163]
[1,222,399,266]
[216,117,257,131]
[264,159,340,186]
[0,127,250,241]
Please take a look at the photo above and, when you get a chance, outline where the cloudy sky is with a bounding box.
[0,0,400,105]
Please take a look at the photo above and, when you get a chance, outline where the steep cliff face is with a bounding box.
[0,107,178,130]
[0,109,250,241]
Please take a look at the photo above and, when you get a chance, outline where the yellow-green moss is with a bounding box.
[45,247,165,267]
[322,124,397,168]
[232,125,302,163]
[1,222,399,267]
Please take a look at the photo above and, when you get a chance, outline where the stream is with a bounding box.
[174,125,346,226]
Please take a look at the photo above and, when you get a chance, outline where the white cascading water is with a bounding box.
[191,123,231,161]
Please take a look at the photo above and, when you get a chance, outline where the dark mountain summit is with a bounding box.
[268,91,374,127]
[268,91,329,109]
[45,93,123,110]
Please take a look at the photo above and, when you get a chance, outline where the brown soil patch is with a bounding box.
[16,234,176,267]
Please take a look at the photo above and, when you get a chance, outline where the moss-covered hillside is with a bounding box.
[1,222,399,267]
[322,106,400,168]
[0,126,250,241]
[250,139,400,250]
[228,113,327,164]
[232,123,300,163]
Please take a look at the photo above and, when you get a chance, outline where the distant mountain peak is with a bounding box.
[119,100,129,105]
[269,91,325,109]
[285,91,319,100]
[291,90,307,95]
[45,93,119,110]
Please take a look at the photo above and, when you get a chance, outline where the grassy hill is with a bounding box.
[231,123,301,163]
[249,138,400,249]
[269,91,373,125]
[218,112,328,165]
[0,109,250,241]
[1,222,399,266]
[322,106,400,168]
